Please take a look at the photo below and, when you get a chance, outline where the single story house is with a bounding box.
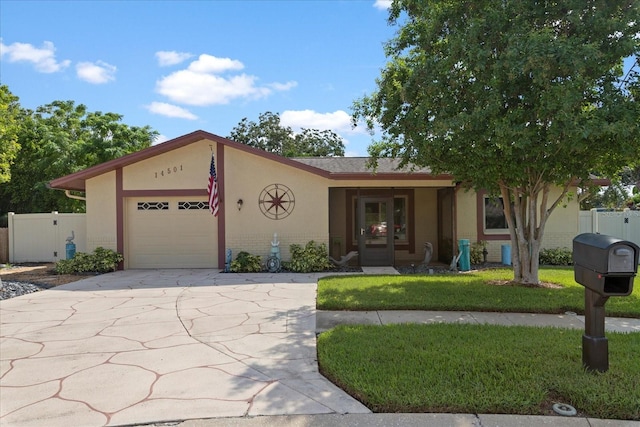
[49,130,581,269]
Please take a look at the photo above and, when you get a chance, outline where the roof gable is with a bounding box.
[49,130,450,191]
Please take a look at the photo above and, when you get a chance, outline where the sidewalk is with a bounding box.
[316,309,640,333]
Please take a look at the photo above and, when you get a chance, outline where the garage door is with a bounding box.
[126,198,218,268]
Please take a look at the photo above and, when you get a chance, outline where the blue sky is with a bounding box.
[1,0,394,156]
[2,1,636,158]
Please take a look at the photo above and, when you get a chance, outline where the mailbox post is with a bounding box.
[572,233,639,372]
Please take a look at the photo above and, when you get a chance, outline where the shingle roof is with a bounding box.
[291,157,433,174]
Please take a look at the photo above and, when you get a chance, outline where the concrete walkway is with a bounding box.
[317,309,640,333]
[1,270,639,427]
[0,270,368,427]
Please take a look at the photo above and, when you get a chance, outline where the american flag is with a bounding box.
[207,153,219,216]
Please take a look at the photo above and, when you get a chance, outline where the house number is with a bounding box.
[155,165,183,178]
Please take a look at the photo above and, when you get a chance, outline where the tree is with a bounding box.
[0,85,22,183]
[228,111,345,157]
[352,0,640,285]
[0,100,158,213]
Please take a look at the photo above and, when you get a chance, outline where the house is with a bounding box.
[49,130,581,269]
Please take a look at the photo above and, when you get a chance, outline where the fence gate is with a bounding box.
[579,209,640,250]
[8,212,86,263]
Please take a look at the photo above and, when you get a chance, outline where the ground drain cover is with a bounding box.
[552,402,577,416]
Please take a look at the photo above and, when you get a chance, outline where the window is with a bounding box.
[484,196,516,231]
[394,197,408,241]
[178,201,208,210]
[137,201,169,211]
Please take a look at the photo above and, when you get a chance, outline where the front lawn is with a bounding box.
[318,323,640,420]
[317,267,640,318]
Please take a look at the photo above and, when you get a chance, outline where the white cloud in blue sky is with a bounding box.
[146,102,198,120]
[0,40,70,73]
[155,54,297,107]
[76,61,117,84]
[373,0,392,10]
[155,51,193,67]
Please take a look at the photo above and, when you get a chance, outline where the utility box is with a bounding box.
[573,233,639,296]
[572,233,639,372]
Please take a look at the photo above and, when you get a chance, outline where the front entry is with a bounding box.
[357,197,394,266]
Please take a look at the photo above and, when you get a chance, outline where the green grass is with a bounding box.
[318,323,640,419]
[317,267,640,318]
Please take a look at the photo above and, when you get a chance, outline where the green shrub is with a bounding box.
[55,247,124,274]
[285,240,332,273]
[230,251,262,273]
[539,247,573,265]
[470,241,486,264]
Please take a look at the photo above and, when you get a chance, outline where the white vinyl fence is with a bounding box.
[578,209,640,250]
[8,212,86,263]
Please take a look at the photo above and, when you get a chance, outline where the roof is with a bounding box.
[291,157,433,174]
[49,130,451,191]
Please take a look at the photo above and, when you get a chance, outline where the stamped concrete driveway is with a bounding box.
[0,270,369,426]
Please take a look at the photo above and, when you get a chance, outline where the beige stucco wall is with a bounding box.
[223,146,331,262]
[85,171,117,252]
[456,187,580,263]
[123,139,213,190]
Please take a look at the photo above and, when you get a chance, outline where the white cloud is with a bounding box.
[146,102,198,120]
[187,54,244,73]
[156,54,296,106]
[156,50,193,66]
[280,110,365,135]
[76,60,117,84]
[268,81,298,91]
[373,0,392,10]
[0,40,70,73]
[152,134,170,145]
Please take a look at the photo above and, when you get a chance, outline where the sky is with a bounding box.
[2,1,637,159]
[0,0,395,157]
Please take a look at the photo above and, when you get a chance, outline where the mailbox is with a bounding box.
[572,233,639,372]
[573,233,639,296]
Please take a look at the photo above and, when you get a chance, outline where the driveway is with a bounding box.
[0,270,369,426]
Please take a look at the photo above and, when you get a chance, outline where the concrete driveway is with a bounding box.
[0,270,369,426]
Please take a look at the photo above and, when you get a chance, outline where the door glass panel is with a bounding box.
[365,201,388,245]
[394,197,407,242]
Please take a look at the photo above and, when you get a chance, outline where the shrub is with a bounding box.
[55,247,124,274]
[470,241,486,264]
[286,241,332,273]
[230,251,262,273]
[539,247,573,266]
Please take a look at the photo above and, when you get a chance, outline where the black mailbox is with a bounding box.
[573,233,639,296]
[572,233,639,372]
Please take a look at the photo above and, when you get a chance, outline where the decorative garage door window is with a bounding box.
[137,201,169,210]
[178,201,208,210]
[258,184,295,220]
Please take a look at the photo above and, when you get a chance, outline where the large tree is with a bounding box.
[0,85,22,184]
[229,111,345,157]
[0,100,158,214]
[353,0,640,285]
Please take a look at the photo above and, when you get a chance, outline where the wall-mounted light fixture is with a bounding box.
[237,199,244,211]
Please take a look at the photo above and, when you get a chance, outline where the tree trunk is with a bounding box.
[499,180,571,287]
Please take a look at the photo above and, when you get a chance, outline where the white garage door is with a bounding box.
[126,198,218,268]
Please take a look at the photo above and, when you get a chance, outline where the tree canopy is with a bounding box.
[228,111,345,157]
[0,90,158,214]
[0,85,22,184]
[352,0,640,284]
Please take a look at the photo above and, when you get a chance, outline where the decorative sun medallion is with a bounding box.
[258,183,295,220]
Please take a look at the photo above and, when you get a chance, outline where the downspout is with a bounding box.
[45,183,87,202]
[64,190,86,201]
